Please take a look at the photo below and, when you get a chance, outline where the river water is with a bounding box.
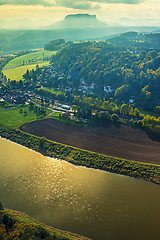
[0,137,160,240]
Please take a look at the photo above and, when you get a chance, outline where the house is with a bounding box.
[129,96,135,104]
[58,77,63,81]
[61,105,71,110]
[79,82,95,93]
[0,98,4,104]
[61,112,70,118]
[65,86,72,92]
[104,86,114,93]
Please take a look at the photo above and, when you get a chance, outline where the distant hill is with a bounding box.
[41,14,107,30]
[107,31,160,49]
[0,26,160,54]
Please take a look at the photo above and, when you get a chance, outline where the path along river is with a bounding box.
[0,137,160,240]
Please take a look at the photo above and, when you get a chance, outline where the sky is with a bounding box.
[0,0,160,29]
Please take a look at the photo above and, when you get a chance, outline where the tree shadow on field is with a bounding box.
[145,129,160,142]
[93,119,122,129]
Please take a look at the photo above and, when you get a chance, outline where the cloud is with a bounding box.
[0,0,56,6]
[0,0,144,9]
[55,0,144,10]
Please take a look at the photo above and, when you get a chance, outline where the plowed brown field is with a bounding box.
[20,119,160,165]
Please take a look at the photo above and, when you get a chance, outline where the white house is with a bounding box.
[129,96,135,104]
[104,86,114,93]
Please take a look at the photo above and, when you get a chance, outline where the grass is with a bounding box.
[4,50,56,68]
[0,104,52,128]
[3,62,49,81]
[40,87,65,96]
[0,101,9,109]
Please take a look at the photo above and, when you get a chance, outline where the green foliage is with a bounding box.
[99,111,110,120]
[114,85,130,101]
[44,39,66,51]
[0,207,85,240]
[111,113,120,122]
[2,213,16,231]
[69,150,160,184]
[0,201,4,210]
[155,106,160,113]
[50,39,160,105]
[120,103,128,115]
[0,101,9,109]
[142,115,160,131]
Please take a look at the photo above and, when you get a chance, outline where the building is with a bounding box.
[104,86,114,93]
[61,105,71,110]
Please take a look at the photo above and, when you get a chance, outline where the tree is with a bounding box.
[29,102,34,111]
[111,113,119,122]
[99,111,110,120]
[155,106,160,113]
[0,201,4,210]
[114,85,130,101]
[120,103,128,115]
[24,110,27,116]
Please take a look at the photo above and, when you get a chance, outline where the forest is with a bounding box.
[49,34,160,109]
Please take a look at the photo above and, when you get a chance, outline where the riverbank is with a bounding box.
[20,118,160,165]
[0,202,91,240]
[0,123,159,184]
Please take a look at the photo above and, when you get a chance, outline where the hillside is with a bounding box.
[50,35,160,107]
[107,31,160,49]
[0,201,91,240]
[0,26,160,54]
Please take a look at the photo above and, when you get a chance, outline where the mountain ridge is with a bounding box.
[40,14,107,30]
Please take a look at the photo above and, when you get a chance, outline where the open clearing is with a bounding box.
[4,50,56,68]
[0,105,52,128]
[20,118,160,165]
[40,87,65,96]
[3,62,49,81]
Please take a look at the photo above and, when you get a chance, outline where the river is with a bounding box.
[0,137,160,240]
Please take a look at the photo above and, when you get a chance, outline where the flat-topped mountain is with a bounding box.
[41,14,107,29]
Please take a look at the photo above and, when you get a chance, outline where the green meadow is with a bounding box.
[0,104,52,128]
[40,87,65,95]
[4,50,56,68]
[3,62,49,81]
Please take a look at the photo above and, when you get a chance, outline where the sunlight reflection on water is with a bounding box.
[0,137,160,240]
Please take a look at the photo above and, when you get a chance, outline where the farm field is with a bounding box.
[20,118,160,165]
[0,104,52,128]
[4,50,56,68]
[3,62,49,81]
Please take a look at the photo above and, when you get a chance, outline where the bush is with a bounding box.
[111,113,120,122]
[2,214,16,231]
[0,201,4,210]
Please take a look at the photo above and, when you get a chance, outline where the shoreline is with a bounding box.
[20,118,160,165]
[1,136,155,185]
[0,123,159,184]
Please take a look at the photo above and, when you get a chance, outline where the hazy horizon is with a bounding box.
[0,0,160,30]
